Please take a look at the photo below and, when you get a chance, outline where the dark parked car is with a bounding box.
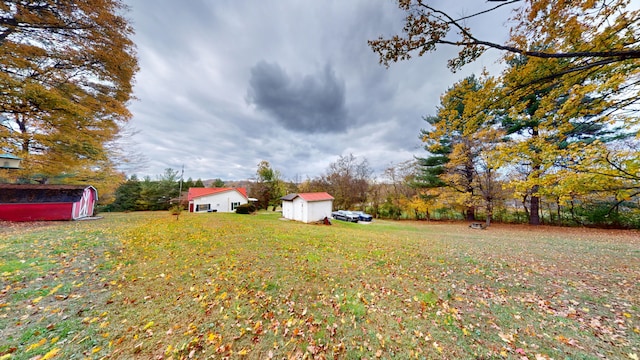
[352,211,373,222]
[331,210,359,222]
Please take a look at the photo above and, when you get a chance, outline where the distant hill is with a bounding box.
[202,179,254,189]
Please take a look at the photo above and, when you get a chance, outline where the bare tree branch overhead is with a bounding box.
[369,0,640,72]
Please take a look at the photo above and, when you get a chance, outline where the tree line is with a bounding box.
[105,143,640,228]
[105,169,208,212]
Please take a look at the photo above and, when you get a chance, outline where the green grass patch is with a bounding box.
[0,259,33,273]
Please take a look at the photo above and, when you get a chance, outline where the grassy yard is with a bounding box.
[0,212,638,359]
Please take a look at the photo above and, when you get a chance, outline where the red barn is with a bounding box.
[0,184,98,221]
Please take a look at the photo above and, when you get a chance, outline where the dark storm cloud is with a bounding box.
[247,61,348,133]
[125,0,510,180]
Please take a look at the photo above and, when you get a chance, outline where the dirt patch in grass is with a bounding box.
[0,220,62,233]
[404,220,640,242]
[488,222,639,241]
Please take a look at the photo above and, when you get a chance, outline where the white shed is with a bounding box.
[280,192,334,223]
[188,187,248,213]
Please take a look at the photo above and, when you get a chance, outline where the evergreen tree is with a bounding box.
[415,75,499,221]
[183,177,195,189]
[108,175,141,211]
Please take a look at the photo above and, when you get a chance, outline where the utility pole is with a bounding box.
[172,165,185,220]
[178,165,184,207]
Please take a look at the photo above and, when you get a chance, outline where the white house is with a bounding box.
[188,187,248,213]
[280,192,334,223]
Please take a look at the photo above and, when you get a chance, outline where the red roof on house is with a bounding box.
[282,192,334,202]
[187,187,248,201]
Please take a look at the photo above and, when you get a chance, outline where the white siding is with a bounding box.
[293,197,305,222]
[192,190,247,213]
[307,200,332,223]
[282,200,294,219]
[282,197,333,223]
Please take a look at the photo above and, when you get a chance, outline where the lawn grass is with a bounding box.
[0,212,638,359]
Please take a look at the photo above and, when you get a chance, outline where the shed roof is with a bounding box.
[0,153,22,160]
[0,184,95,203]
[187,187,248,201]
[281,192,334,202]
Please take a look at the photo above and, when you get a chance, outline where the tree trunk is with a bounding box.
[529,153,541,225]
[485,200,492,227]
[529,126,542,226]
[522,195,529,223]
[529,194,540,225]
[465,206,475,221]
[570,199,579,224]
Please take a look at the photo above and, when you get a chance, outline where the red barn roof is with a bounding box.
[187,187,248,201]
[0,184,96,203]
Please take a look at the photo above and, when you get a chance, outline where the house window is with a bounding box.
[196,204,210,212]
[231,202,241,210]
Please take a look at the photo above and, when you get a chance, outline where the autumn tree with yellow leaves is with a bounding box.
[0,0,138,190]
[372,0,640,226]
[494,0,639,224]
[417,74,503,223]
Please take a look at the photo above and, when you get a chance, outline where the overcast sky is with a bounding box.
[124,1,510,181]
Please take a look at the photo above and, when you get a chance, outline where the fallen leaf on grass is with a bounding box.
[26,338,47,352]
[47,284,64,296]
[41,348,60,359]
[535,354,553,360]
[498,332,515,344]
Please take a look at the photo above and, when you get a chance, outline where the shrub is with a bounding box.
[235,203,257,214]
[169,205,183,216]
[572,201,640,229]
[378,202,403,219]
